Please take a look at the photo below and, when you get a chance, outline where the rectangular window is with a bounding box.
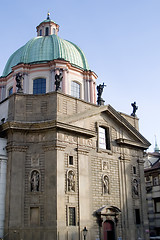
[69,156,73,165]
[135,209,140,224]
[154,198,160,213]
[69,207,76,226]
[133,166,136,174]
[99,126,111,150]
[33,78,46,94]
[71,81,80,98]
[153,176,159,186]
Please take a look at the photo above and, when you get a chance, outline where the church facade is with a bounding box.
[0,13,150,240]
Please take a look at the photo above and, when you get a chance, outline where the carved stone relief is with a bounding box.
[102,160,110,171]
[31,154,39,167]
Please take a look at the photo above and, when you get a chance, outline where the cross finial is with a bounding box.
[47,11,50,20]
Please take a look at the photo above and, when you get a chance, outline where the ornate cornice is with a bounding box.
[43,140,66,152]
[116,138,149,150]
[119,155,131,163]
[6,145,28,152]
[43,143,66,152]
[1,120,95,138]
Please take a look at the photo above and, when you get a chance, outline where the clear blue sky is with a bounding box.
[0,0,160,151]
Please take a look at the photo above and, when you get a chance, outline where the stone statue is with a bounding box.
[16,72,23,93]
[55,73,63,91]
[31,170,40,192]
[133,179,138,196]
[68,170,75,192]
[97,82,106,106]
[131,101,138,117]
[103,175,109,194]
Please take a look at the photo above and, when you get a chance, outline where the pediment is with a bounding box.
[96,205,121,216]
[58,104,150,150]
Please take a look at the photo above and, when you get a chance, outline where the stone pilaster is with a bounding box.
[77,146,91,233]
[0,138,7,238]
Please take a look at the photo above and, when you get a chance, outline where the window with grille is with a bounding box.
[99,126,111,150]
[33,78,46,94]
[71,81,80,98]
[69,207,76,226]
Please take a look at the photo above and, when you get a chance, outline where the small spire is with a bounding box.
[47,11,50,20]
[154,135,160,152]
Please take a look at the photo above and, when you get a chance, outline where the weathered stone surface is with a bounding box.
[0,92,150,240]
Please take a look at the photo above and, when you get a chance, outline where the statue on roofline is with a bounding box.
[131,101,138,117]
[97,82,106,106]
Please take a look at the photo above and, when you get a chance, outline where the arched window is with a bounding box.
[71,81,80,98]
[53,28,55,34]
[39,29,42,36]
[45,27,49,36]
[33,78,46,94]
[9,87,13,96]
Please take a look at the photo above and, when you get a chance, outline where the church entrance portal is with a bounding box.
[103,220,115,240]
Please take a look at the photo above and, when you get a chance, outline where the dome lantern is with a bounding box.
[36,12,59,37]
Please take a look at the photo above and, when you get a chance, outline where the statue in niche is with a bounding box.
[103,175,109,194]
[131,101,138,117]
[133,178,138,196]
[31,170,40,192]
[97,82,106,106]
[16,72,23,93]
[55,72,63,91]
[68,170,75,192]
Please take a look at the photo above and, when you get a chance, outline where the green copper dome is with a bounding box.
[2,34,89,77]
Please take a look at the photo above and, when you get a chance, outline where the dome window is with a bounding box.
[45,27,49,36]
[71,81,80,99]
[8,87,13,96]
[39,29,42,36]
[53,28,55,35]
[33,78,46,94]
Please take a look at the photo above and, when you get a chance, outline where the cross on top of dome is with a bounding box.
[47,11,50,20]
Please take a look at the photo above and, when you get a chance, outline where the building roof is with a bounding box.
[2,14,90,77]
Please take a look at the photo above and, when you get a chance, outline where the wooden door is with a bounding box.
[103,221,115,240]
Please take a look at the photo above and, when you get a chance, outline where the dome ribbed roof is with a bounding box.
[2,34,89,77]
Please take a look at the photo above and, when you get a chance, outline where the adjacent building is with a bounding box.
[144,147,160,239]
[0,13,151,240]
